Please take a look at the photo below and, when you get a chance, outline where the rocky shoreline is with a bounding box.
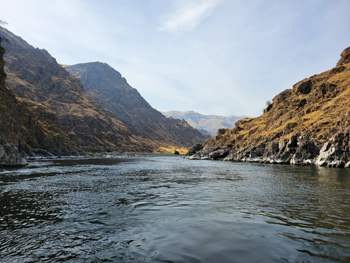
[0,144,27,167]
[0,143,141,168]
[186,128,350,168]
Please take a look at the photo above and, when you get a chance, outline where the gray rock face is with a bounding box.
[187,143,203,156]
[0,144,27,167]
[187,130,350,168]
[209,149,229,160]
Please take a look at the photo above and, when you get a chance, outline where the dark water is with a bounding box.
[0,156,349,263]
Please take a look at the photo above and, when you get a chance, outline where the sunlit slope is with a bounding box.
[203,46,350,164]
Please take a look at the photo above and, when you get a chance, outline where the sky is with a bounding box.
[1,0,350,117]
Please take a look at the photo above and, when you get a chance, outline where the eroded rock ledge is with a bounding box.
[187,127,350,168]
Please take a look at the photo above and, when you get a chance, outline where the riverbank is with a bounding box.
[186,130,350,168]
[0,144,183,168]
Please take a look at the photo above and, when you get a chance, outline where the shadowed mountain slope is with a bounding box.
[0,26,157,152]
[0,36,77,156]
[65,62,209,148]
[162,110,246,137]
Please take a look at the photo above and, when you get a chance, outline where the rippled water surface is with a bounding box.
[0,156,349,262]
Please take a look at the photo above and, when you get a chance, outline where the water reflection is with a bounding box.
[0,190,62,230]
[0,157,349,262]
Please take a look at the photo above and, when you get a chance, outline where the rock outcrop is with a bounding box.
[0,143,27,167]
[187,46,350,168]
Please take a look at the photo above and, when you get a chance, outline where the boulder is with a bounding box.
[209,149,230,160]
[337,46,350,66]
[293,79,312,94]
[315,142,336,167]
[327,160,345,168]
[345,161,350,168]
[187,143,203,156]
[302,159,314,166]
[215,128,229,140]
[0,144,27,167]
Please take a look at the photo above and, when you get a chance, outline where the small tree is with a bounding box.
[266,100,272,108]
[264,100,273,113]
[174,150,180,155]
[89,148,98,153]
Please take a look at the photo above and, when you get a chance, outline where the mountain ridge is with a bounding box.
[0,26,154,152]
[0,26,207,153]
[162,110,246,136]
[65,62,209,149]
[187,46,350,168]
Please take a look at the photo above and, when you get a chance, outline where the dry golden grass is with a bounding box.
[211,61,350,150]
[157,146,188,154]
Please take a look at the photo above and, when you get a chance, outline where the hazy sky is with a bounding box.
[1,0,350,117]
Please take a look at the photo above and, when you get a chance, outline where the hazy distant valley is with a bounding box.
[162,110,246,137]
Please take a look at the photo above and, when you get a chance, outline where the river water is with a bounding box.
[0,156,349,262]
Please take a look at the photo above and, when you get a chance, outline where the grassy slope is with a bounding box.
[206,48,350,151]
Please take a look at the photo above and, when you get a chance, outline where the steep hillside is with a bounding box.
[188,46,350,168]
[0,36,77,166]
[162,110,246,136]
[65,62,209,148]
[0,27,156,152]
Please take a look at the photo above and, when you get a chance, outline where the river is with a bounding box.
[0,156,349,262]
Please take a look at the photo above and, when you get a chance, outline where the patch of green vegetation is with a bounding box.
[174,150,180,155]
[89,148,98,153]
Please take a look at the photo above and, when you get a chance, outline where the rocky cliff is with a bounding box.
[0,35,78,166]
[188,46,350,168]
[0,27,159,152]
[65,62,209,149]
[162,110,246,137]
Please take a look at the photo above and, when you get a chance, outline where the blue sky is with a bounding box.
[1,0,350,117]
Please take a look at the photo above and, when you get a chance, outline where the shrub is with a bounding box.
[90,148,98,153]
[264,100,273,113]
[266,100,272,108]
[174,150,180,155]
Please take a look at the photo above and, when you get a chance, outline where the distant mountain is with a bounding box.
[65,62,209,149]
[162,111,246,137]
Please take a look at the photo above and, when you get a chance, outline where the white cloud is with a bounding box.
[159,0,222,31]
